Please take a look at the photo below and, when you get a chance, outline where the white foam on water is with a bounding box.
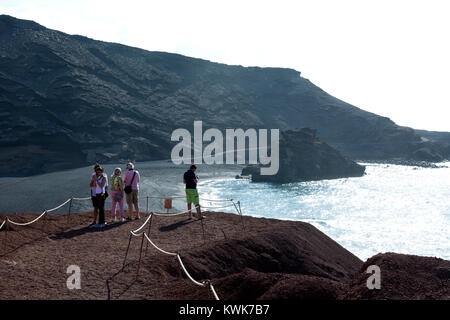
[199,163,450,260]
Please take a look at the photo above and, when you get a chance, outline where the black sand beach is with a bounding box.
[0,161,244,214]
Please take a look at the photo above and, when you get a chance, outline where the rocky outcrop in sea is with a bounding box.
[242,128,365,183]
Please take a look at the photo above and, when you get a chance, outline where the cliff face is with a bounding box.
[415,130,450,159]
[243,128,365,183]
[1,15,448,176]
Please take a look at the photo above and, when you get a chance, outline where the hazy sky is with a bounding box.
[1,0,449,131]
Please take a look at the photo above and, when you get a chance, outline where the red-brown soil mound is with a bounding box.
[340,253,450,300]
[2,211,449,300]
[0,211,361,300]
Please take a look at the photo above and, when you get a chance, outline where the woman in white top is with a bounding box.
[89,164,108,227]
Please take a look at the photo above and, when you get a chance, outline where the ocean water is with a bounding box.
[200,162,450,261]
[1,161,449,262]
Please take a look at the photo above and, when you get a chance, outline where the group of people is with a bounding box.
[89,163,203,228]
[90,162,141,227]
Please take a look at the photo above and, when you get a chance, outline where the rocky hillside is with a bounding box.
[242,128,365,183]
[1,15,448,176]
[415,129,450,155]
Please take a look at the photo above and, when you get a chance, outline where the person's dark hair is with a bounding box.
[190,164,197,170]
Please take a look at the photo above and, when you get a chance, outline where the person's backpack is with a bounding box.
[112,176,121,190]
[124,171,136,194]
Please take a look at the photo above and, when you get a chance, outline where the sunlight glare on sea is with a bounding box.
[200,163,450,260]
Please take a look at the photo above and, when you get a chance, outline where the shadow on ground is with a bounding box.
[50,221,128,240]
[158,218,197,232]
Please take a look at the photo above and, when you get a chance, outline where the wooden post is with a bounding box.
[199,207,206,242]
[205,280,212,300]
[177,256,184,282]
[67,198,73,227]
[238,201,245,231]
[146,196,149,215]
[144,214,153,256]
[122,233,133,269]
[2,219,9,257]
[43,211,48,235]
[136,233,145,279]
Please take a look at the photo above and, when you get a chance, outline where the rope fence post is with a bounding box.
[205,280,212,299]
[136,232,145,279]
[67,197,73,226]
[122,233,133,269]
[233,201,245,231]
[199,208,206,242]
[208,281,220,300]
[146,196,149,215]
[238,201,245,230]
[144,213,154,256]
[177,254,184,282]
[3,218,9,257]
[43,211,48,235]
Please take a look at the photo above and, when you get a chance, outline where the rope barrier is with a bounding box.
[4,196,93,227]
[130,230,144,237]
[2,192,237,230]
[208,281,220,300]
[143,232,177,256]
[199,198,233,202]
[7,211,47,226]
[145,196,185,199]
[142,232,220,300]
[143,195,233,202]
[131,213,153,234]
[152,208,194,217]
[200,203,235,209]
[6,196,80,226]
[150,203,235,217]
[176,253,205,287]
[46,198,72,213]
[72,196,91,201]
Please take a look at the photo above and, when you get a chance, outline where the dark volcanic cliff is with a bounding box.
[0,15,448,175]
[242,128,365,183]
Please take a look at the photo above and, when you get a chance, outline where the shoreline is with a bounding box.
[1,157,448,179]
[355,159,449,168]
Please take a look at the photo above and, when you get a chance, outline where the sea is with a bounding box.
[200,162,450,261]
[1,161,449,261]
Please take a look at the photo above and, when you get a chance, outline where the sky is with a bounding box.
[1,0,449,132]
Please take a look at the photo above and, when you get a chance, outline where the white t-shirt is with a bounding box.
[91,173,108,196]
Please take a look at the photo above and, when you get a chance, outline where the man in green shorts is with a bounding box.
[184,165,203,219]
